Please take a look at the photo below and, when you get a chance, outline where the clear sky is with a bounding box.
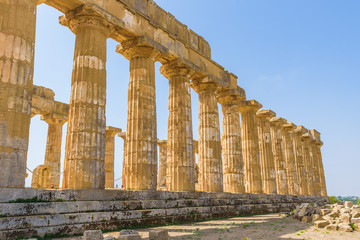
[27,0,360,196]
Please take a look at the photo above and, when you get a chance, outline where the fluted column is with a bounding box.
[60,7,114,189]
[192,81,222,192]
[161,62,195,191]
[0,0,37,187]
[310,129,327,196]
[270,117,288,195]
[104,127,122,189]
[41,114,67,188]
[292,125,308,195]
[238,100,263,193]
[301,133,315,195]
[217,88,245,193]
[193,140,199,189]
[118,132,126,189]
[309,132,321,196]
[157,140,167,189]
[116,40,159,190]
[256,109,277,194]
[282,122,299,195]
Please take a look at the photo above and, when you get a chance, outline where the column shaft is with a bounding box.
[293,126,308,195]
[282,123,299,195]
[270,117,289,195]
[196,83,222,192]
[157,140,167,189]
[256,110,277,194]
[104,127,121,189]
[0,0,37,187]
[310,138,321,196]
[239,100,263,193]
[302,133,315,195]
[62,14,112,189]
[316,143,327,196]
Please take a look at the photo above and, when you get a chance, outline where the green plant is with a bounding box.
[357,199,360,205]
[329,196,341,204]
[9,196,49,203]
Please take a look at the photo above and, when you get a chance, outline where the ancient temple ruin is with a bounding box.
[0,0,328,238]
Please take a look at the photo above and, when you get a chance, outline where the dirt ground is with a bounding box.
[56,213,360,240]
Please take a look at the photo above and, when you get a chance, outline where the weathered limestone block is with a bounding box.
[192,80,222,192]
[149,229,169,240]
[0,0,37,187]
[116,39,160,190]
[256,109,277,194]
[31,165,50,188]
[270,117,289,195]
[118,230,141,240]
[314,220,330,228]
[105,127,122,189]
[301,133,315,196]
[161,61,195,192]
[157,140,167,189]
[238,100,263,193]
[60,6,114,189]
[217,88,245,193]
[41,114,67,188]
[282,122,299,195]
[310,129,327,197]
[292,125,308,195]
[83,230,103,240]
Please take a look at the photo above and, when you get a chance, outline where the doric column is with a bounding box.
[0,0,37,187]
[60,6,114,189]
[160,61,195,191]
[193,140,199,189]
[104,127,122,189]
[157,140,167,190]
[309,132,321,196]
[118,132,126,189]
[256,109,277,194]
[192,81,222,192]
[310,129,327,196]
[292,125,308,195]
[238,100,263,193]
[282,122,299,195]
[116,39,159,190]
[301,133,315,195]
[217,88,245,193]
[41,114,67,188]
[270,117,288,195]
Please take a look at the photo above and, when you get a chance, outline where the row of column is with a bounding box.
[0,2,327,197]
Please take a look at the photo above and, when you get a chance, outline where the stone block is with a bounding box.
[338,223,353,232]
[84,230,103,240]
[149,229,169,240]
[104,236,116,240]
[279,212,290,217]
[352,211,360,218]
[351,218,360,224]
[344,201,353,208]
[314,220,330,228]
[312,214,322,222]
[118,230,141,240]
[320,209,331,216]
[340,213,351,224]
[325,224,338,231]
[301,216,311,223]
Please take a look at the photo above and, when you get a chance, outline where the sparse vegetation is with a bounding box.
[9,196,50,203]
[329,196,341,204]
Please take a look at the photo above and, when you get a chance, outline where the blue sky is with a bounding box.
[27,0,360,196]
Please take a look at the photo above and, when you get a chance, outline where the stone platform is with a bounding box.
[0,188,328,239]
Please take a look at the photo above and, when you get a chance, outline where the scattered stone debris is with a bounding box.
[293,201,360,232]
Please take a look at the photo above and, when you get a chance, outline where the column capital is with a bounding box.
[40,113,67,125]
[59,5,115,36]
[191,80,219,94]
[309,129,321,141]
[193,140,199,154]
[117,132,126,141]
[105,126,122,137]
[301,132,312,142]
[116,37,161,61]
[293,125,308,136]
[270,117,287,128]
[256,109,276,120]
[238,100,262,113]
[157,140,167,147]
[160,60,194,80]
[216,87,246,106]
[283,122,296,132]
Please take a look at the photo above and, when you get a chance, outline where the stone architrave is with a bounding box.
[60,6,114,189]
[0,0,37,187]
[217,88,245,193]
[301,133,315,196]
[310,129,327,196]
[256,109,277,194]
[238,100,263,194]
[116,39,159,190]
[192,80,223,192]
[41,114,67,188]
[161,61,195,192]
[309,133,321,196]
[282,122,299,195]
[157,140,167,190]
[292,125,308,195]
[104,127,122,189]
[270,117,289,195]
[118,132,126,189]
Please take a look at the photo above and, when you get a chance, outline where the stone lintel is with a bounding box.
[33,85,55,100]
[238,100,262,113]
[283,122,296,132]
[37,0,47,5]
[270,117,287,127]
[293,125,308,135]
[256,109,276,119]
